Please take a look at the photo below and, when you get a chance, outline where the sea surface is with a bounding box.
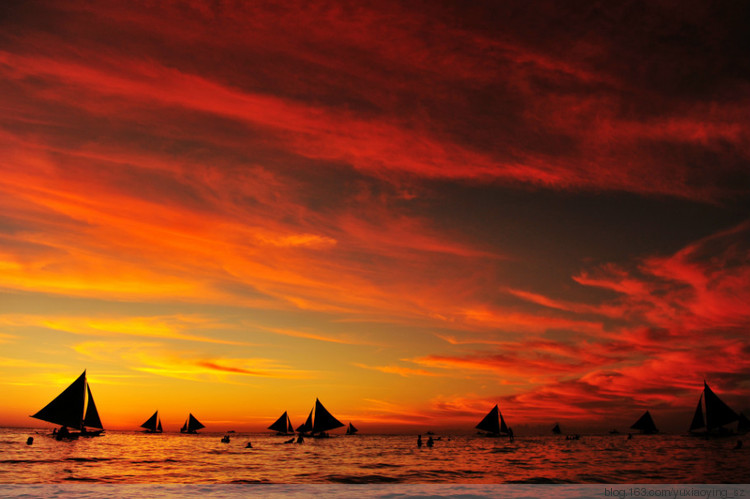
[1,428,748,484]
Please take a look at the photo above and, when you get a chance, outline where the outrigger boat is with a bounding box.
[31,370,104,440]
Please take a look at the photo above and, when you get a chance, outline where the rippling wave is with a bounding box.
[0,428,747,483]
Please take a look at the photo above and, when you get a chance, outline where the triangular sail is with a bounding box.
[630,410,658,433]
[348,422,358,433]
[83,384,103,429]
[552,423,561,435]
[737,412,750,434]
[296,409,313,433]
[287,417,294,433]
[31,371,87,429]
[180,420,187,432]
[187,413,205,432]
[689,395,705,432]
[704,382,739,430]
[268,411,290,433]
[499,411,509,434]
[141,411,159,431]
[475,405,501,434]
[157,419,163,432]
[312,398,344,433]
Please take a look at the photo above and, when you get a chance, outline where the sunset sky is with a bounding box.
[1,1,748,433]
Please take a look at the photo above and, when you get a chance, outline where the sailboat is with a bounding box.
[141,410,163,433]
[630,410,659,434]
[298,398,344,438]
[296,409,313,435]
[31,370,104,439]
[345,422,358,435]
[268,411,294,435]
[475,404,509,437]
[180,413,205,434]
[552,423,561,435]
[688,381,740,437]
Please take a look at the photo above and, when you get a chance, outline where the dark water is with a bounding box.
[1,428,748,483]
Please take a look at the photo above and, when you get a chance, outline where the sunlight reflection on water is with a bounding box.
[1,429,748,483]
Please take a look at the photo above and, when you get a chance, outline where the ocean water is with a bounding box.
[0,428,748,484]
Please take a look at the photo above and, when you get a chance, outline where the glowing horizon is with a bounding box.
[1,1,748,434]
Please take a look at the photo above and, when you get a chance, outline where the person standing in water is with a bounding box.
[417,435,422,448]
[426,436,434,448]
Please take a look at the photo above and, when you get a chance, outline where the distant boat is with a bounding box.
[630,410,659,435]
[31,370,104,439]
[298,398,344,437]
[180,413,205,434]
[552,423,561,435]
[475,404,509,437]
[141,410,163,433]
[345,422,358,435]
[689,381,740,437]
[268,411,294,435]
[609,429,620,435]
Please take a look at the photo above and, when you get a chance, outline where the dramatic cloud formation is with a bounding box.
[0,0,748,430]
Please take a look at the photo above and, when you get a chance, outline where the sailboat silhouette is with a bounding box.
[475,405,509,438]
[345,422,358,435]
[630,410,659,434]
[297,398,344,437]
[31,370,104,439]
[180,413,205,434]
[268,411,294,435]
[141,410,163,433]
[689,381,739,437]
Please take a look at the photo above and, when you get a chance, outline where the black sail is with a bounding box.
[31,370,86,429]
[499,411,509,434]
[689,395,705,432]
[141,411,159,431]
[157,419,163,432]
[83,384,103,429]
[704,382,739,430]
[312,398,344,433]
[630,410,658,434]
[296,410,313,433]
[552,423,561,435]
[268,411,290,433]
[287,417,294,433]
[475,405,500,434]
[187,413,205,432]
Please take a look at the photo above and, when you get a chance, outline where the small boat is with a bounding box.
[31,370,104,439]
[345,422,358,435]
[299,398,345,438]
[630,410,659,435]
[475,404,510,438]
[268,411,294,435]
[552,423,561,435]
[180,413,205,434]
[141,410,163,433]
[689,381,740,437]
